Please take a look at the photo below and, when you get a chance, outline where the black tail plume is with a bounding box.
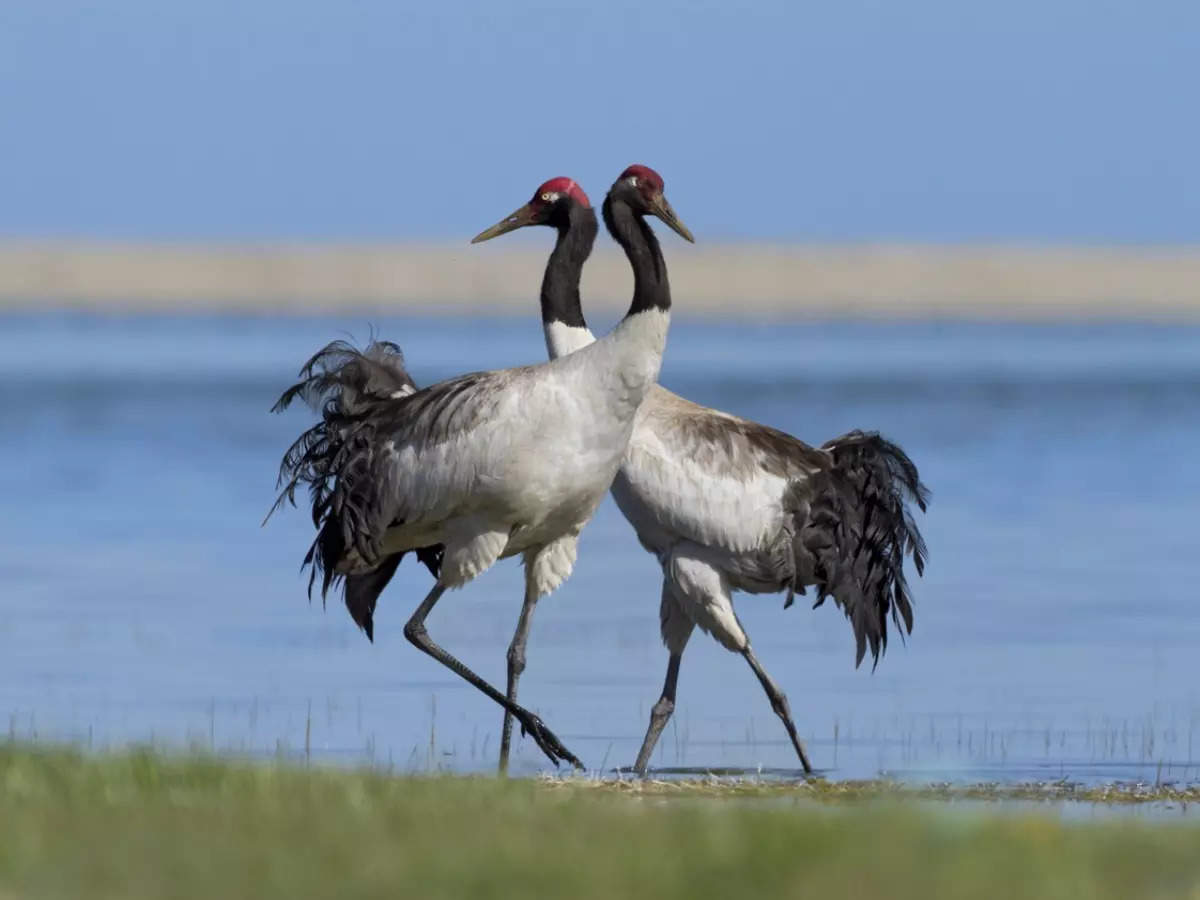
[788,430,929,669]
[267,338,441,636]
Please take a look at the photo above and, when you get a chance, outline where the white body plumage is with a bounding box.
[367,309,670,597]
[545,321,811,651]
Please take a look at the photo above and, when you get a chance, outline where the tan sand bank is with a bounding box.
[3,241,1200,318]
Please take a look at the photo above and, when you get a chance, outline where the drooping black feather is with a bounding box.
[267,338,442,639]
[786,430,929,669]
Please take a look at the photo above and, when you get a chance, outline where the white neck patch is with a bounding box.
[544,322,596,359]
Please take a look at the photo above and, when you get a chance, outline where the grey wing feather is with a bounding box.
[621,397,829,556]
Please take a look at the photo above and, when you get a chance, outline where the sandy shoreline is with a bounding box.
[3,240,1200,318]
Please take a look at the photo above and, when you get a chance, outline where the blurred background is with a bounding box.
[1,0,1198,781]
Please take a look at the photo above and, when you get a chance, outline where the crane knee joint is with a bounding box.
[507,644,527,675]
[651,697,675,721]
[771,693,792,720]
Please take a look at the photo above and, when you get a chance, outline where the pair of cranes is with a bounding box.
[270,165,928,775]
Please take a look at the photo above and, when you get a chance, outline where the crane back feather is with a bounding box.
[267,339,443,640]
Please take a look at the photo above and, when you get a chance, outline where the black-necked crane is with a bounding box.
[483,163,929,775]
[269,172,693,771]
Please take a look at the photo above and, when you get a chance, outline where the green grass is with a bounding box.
[2,745,1200,900]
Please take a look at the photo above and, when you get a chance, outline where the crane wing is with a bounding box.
[616,388,827,558]
[616,387,929,669]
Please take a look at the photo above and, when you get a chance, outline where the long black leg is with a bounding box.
[498,578,540,774]
[742,645,813,774]
[402,584,582,770]
[633,652,683,776]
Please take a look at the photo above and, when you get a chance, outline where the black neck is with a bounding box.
[602,194,671,316]
[540,203,598,329]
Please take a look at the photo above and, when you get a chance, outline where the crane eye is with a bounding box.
[541,192,553,202]
[626,176,638,188]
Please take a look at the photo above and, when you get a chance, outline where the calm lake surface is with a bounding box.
[1,311,1198,785]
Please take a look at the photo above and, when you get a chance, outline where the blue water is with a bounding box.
[1,312,1198,785]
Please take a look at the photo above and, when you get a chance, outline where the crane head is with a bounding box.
[611,164,694,243]
[470,177,591,244]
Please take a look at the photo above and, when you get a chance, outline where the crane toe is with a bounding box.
[519,712,584,770]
